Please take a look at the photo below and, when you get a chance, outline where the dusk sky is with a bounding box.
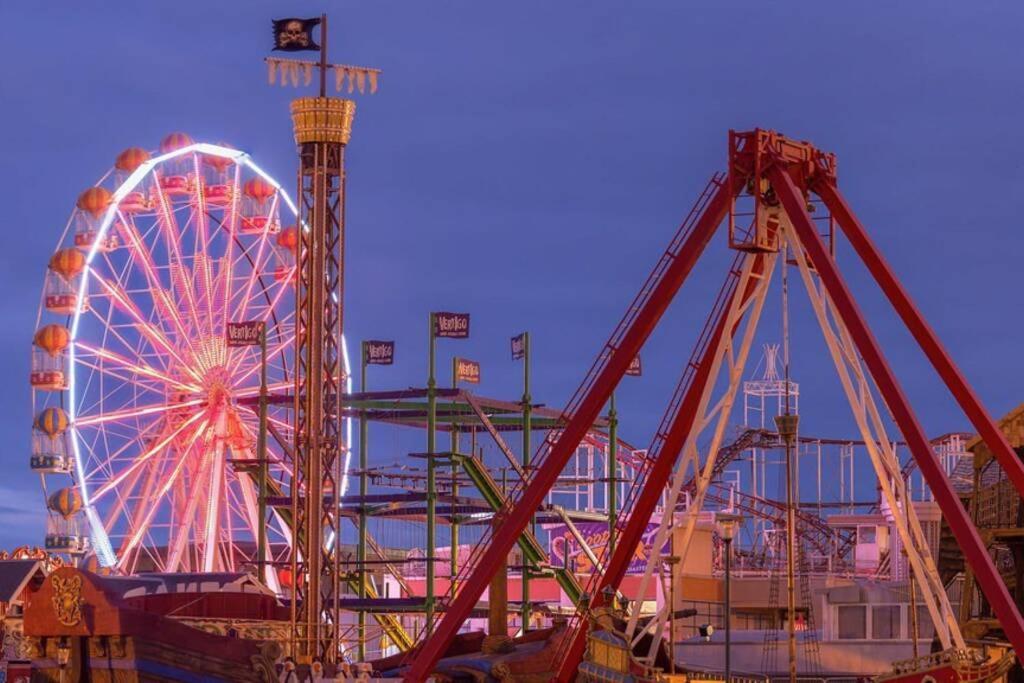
[3,2,1023,549]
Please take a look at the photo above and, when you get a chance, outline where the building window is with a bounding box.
[837,605,867,639]
[858,525,877,544]
[872,605,901,639]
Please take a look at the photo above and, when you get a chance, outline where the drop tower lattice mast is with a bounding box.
[289,88,351,660]
[268,14,379,661]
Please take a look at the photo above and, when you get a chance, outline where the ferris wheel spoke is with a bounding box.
[203,436,227,571]
[74,361,165,396]
[82,416,166,485]
[115,212,197,355]
[79,310,173,383]
[91,274,193,374]
[167,420,224,571]
[117,432,178,574]
[169,261,204,342]
[194,253,217,339]
[101,446,158,552]
[192,155,211,247]
[216,165,242,324]
[210,256,231,339]
[231,193,282,325]
[117,417,209,571]
[74,341,199,392]
[228,334,295,383]
[74,399,203,428]
[91,410,207,502]
[153,171,207,339]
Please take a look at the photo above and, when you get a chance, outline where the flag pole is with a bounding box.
[319,13,328,97]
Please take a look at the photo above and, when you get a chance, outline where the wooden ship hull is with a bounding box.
[20,568,281,682]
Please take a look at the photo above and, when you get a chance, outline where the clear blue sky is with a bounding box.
[2,2,1022,548]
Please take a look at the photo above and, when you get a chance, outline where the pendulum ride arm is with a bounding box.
[815,181,1024,499]
[554,248,775,682]
[403,176,734,682]
[769,165,1024,657]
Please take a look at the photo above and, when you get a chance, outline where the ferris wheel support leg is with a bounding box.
[402,180,733,683]
[815,180,1024,499]
[770,165,1024,657]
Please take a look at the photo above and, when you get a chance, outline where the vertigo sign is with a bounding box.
[455,358,481,384]
[364,340,395,365]
[434,312,470,339]
[226,321,266,347]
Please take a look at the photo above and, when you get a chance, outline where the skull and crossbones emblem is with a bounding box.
[278,20,310,49]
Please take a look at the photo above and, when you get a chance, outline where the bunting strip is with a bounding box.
[264,57,381,94]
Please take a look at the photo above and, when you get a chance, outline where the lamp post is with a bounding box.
[716,512,743,683]
[663,555,681,674]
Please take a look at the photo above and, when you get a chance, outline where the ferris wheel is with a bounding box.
[30,133,346,577]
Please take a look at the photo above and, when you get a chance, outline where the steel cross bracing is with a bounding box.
[766,159,1024,655]
[786,225,963,649]
[403,130,1024,681]
[290,133,347,660]
[554,233,778,675]
[624,248,777,658]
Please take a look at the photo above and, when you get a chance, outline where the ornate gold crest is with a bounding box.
[50,574,83,627]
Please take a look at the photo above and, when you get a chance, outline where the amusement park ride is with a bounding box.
[400,129,1024,681]
[21,15,1024,683]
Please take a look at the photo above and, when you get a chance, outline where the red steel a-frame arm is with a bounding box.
[553,250,771,682]
[402,178,735,682]
[769,163,1024,656]
[815,181,1024,497]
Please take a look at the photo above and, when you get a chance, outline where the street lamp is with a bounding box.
[716,512,744,683]
[663,555,681,674]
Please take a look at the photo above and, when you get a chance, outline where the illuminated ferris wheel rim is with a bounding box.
[63,141,354,568]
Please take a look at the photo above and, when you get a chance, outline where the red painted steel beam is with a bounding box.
[815,180,1024,499]
[770,166,1024,656]
[553,252,767,682]
[402,182,733,682]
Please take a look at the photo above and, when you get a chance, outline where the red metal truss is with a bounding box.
[407,130,1024,679]
[402,178,734,681]
[553,250,771,682]
[814,180,1024,499]
[768,164,1024,655]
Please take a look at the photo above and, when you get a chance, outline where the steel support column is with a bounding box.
[289,96,353,662]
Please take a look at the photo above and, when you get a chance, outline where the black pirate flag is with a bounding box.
[272,17,321,52]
